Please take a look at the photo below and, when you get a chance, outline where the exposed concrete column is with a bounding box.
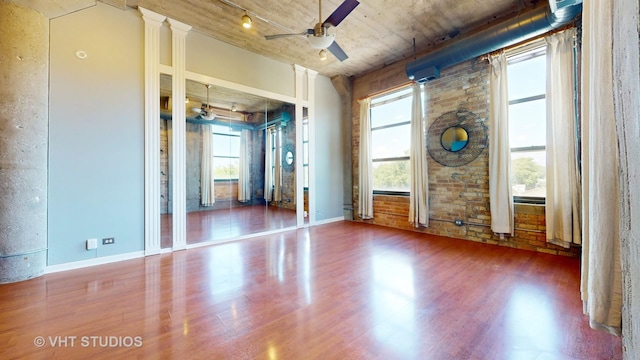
[0,2,49,283]
[331,75,354,220]
[613,0,640,357]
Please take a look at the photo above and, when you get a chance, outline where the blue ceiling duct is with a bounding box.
[406,3,582,83]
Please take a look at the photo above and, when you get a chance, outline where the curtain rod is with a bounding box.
[357,81,414,101]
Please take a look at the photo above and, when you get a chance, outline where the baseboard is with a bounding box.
[44,219,344,274]
[186,226,297,250]
[313,216,345,225]
[45,251,145,274]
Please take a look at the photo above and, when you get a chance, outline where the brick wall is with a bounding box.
[352,57,579,257]
[160,119,170,214]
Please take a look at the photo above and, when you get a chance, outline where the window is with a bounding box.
[507,44,546,203]
[302,113,309,189]
[370,87,413,194]
[211,125,240,180]
[266,126,282,187]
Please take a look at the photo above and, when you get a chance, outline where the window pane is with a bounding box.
[303,122,308,141]
[212,134,240,157]
[228,136,240,157]
[211,124,235,135]
[213,157,239,179]
[511,150,546,198]
[303,142,309,164]
[509,98,546,148]
[371,87,412,105]
[370,95,412,128]
[212,134,231,155]
[507,54,546,100]
[303,165,309,188]
[372,160,410,192]
[371,124,411,159]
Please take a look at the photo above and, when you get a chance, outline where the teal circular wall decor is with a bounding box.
[427,109,487,167]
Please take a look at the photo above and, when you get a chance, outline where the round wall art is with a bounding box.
[427,109,488,167]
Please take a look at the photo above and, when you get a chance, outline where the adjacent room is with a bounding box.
[0,0,638,359]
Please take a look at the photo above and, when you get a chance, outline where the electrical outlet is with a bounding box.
[454,219,464,226]
[102,237,115,245]
[86,238,97,250]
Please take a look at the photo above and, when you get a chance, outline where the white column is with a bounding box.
[139,7,166,256]
[306,69,318,226]
[168,18,191,251]
[293,65,305,227]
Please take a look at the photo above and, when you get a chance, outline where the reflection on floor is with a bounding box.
[161,205,297,248]
[0,221,622,359]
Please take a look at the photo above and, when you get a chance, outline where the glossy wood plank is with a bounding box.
[161,205,297,248]
[0,222,621,359]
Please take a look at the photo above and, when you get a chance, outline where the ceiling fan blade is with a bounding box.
[327,41,348,62]
[265,30,312,40]
[323,0,359,28]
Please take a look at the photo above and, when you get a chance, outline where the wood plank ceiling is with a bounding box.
[120,0,540,78]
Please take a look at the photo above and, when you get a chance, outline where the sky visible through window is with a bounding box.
[508,48,546,198]
[371,93,412,159]
[370,88,412,192]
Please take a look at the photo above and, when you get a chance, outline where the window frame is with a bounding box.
[506,43,547,205]
[302,116,309,190]
[369,86,413,196]
[211,126,241,181]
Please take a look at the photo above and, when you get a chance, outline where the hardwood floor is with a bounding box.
[161,205,297,248]
[0,221,621,359]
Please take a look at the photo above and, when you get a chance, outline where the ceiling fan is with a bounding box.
[192,84,240,121]
[264,0,360,61]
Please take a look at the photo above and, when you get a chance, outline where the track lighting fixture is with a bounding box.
[242,11,252,29]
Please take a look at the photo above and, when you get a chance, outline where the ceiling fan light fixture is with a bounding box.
[307,32,335,49]
[319,49,328,60]
[242,12,252,29]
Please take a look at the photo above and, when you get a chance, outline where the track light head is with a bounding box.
[242,12,252,29]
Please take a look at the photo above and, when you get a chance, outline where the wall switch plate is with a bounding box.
[102,237,115,245]
[86,238,97,250]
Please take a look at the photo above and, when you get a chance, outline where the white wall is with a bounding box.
[49,3,144,265]
[314,76,344,221]
[185,31,295,98]
[48,2,344,265]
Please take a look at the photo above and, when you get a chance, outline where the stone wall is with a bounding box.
[275,116,296,211]
[352,55,579,257]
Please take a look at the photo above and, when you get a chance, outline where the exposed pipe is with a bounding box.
[406,3,582,82]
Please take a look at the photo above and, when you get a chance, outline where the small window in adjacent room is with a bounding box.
[303,113,309,189]
[211,125,241,180]
[507,44,546,203]
[370,86,413,194]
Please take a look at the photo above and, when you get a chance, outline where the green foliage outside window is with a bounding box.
[214,164,239,179]
[373,161,410,191]
[511,157,544,190]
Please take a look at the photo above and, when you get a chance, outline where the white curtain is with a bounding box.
[200,124,215,206]
[273,127,282,202]
[238,129,251,202]
[409,83,429,227]
[264,128,273,202]
[580,0,622,336]
[545,28,581,248]
[358,98,373,219]
[488,52,514,235]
